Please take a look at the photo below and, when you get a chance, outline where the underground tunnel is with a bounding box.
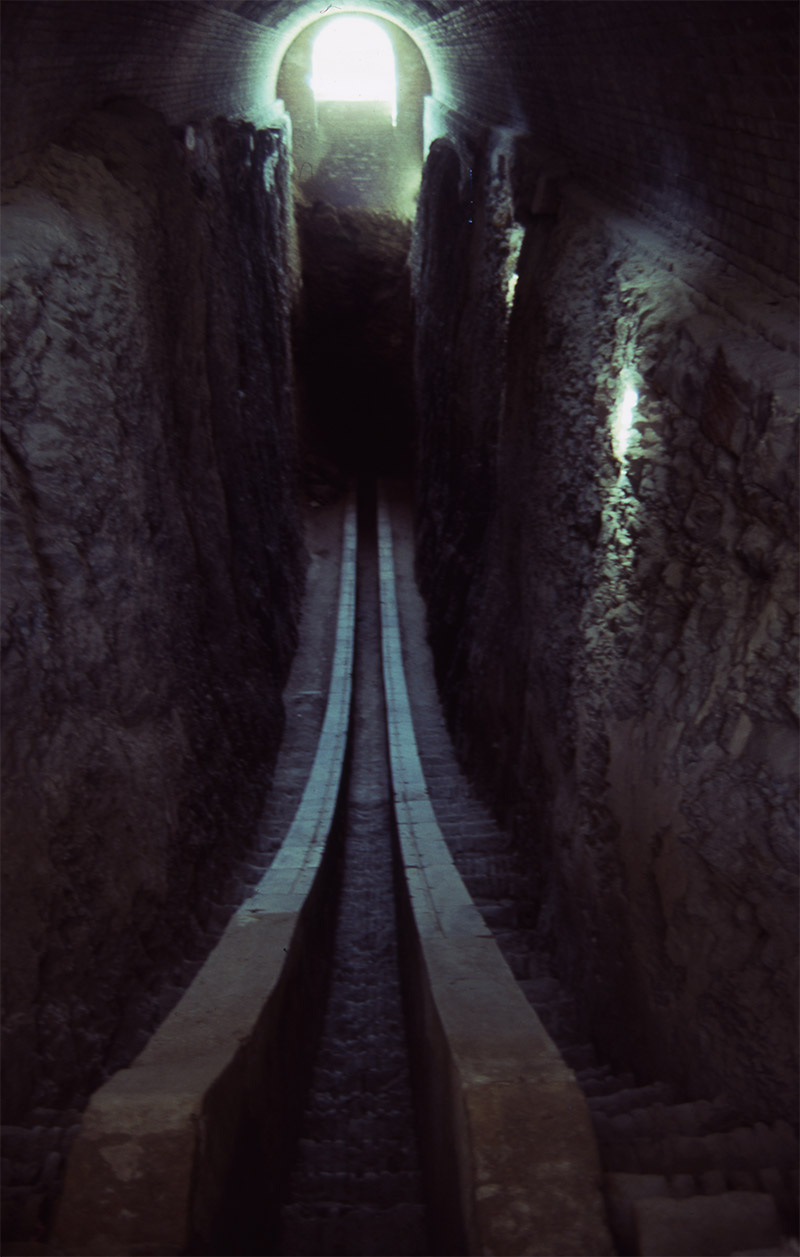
[0,2,798,1254]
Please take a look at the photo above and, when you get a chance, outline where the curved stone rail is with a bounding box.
[377,484,614,1257]
[53,493,358,1257]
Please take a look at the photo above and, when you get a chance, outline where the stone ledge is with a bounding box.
[376,485,614,1257]
[52,493,358,1256]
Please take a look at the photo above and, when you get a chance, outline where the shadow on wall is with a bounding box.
[293,199,415,489]
[0,98,305,1242]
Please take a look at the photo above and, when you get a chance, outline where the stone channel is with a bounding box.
[277,483,430,1257]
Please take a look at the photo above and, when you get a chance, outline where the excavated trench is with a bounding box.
[29,191,799,1257]
[279,215,800,1256]
[272,213,429,1254]
[1,6,797,1244]
[267,208,799,1257]
[267,477,800,1257]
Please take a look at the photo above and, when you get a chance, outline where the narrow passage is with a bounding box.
[277,484,430,1257]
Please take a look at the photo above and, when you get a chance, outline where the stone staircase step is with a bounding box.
[588,1083,677,1118]
[579,1069,638,1096]
[515,974,563,1003]
[604,1171,672,1254]
[731,1242,799,1257]
[476,901,527,930]
[595,1096,740,1142]
[729,1170,761,1192]
[700,1169,730,1196]
[603,1125,799,1177]
[633,1191,781,1257]
[731,1249,797,1256]
[757,1167,799,1235]
[559,1043,599,1071]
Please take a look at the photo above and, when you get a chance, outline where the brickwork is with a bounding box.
[277,14,430,219]
[1,1,277,174]
[4,1,795,286]
[420,0,798,289]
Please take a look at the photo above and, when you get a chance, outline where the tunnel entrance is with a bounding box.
[279,13,428,494]
[277,14,430,218]
[311,17,397,121]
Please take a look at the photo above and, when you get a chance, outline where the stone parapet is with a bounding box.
[377,486,613,1257]
[52,495,357,1256]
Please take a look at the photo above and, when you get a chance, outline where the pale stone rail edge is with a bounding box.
[53,491,358,1257]
[376,484,614,1257]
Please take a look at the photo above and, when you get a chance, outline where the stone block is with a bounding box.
[634,1191,781,1257]
[604,1171,671,1253]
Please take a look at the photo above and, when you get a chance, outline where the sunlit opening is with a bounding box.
[613,385,639,463]
[311,17,397,125]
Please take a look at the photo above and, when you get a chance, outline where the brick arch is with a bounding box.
[277,11,432,216]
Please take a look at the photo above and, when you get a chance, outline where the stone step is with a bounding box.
[602,1123,799,1176]
[593,1096,738,1141]
[605,1170,796,1257]
[559,1043,600,1071]
[633,1191,781,1257]
[515,974,564,1003]
[476,901,528,930]
[588,1082,678,1118]
[579,1070,640,1097]
[604,1172,673,1254]
[731,1249,798,1256]
[731,1243,799,1257]
[576,1063,615,1083]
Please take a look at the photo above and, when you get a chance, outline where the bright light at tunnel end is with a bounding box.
[311,16,397,124]
[612,384,639,464]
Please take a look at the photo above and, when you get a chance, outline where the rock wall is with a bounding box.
[1,100,304,1234]
[412,128,798,1125]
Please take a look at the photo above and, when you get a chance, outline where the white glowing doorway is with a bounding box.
[310,16,397,124]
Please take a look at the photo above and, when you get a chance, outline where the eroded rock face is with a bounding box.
[412,134,798,1123]
[1,101,304,1230]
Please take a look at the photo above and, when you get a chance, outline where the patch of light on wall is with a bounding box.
[504,224,525,312]
[311,17,397,125]
[612,384,639,463]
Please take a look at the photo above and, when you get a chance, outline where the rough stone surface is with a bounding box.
[634,1191,781,1257]
[1,101,304,1236]
[411,126,798,1125]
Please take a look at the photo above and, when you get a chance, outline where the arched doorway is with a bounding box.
[311,16,397,121]
[277,13,431,218]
